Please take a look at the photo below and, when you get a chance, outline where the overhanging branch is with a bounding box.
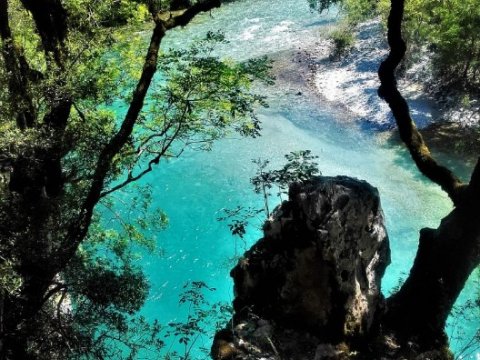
[62,0,222,262]
[158,0,221,29]
[100,107,189,198]
[378,0,465,206]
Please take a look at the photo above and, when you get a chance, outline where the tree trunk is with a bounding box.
[383,204,480,348]
[377,0,480,352]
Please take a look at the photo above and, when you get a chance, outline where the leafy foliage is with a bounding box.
[308,0,342,13]
[251,150,321,199]
[0,0,271,358]
[310,0,377,25]
[342,0,377,25]
[403,0,480,88]
[310,0,376,62]
[164,281,232,360]
[329,25,355,60]
[220,150,321,242]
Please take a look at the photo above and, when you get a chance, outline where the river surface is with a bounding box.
[117,0,478,357]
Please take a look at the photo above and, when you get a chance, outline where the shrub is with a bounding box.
[329,25,355,60]
[342,0,377,25]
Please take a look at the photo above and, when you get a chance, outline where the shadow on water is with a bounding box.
[382,133,429,183]
[358,119,394,132]
[422,121,479,181]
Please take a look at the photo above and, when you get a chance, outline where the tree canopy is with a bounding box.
[0,0,272,358]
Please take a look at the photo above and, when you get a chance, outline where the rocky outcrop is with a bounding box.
[212,176,391,359]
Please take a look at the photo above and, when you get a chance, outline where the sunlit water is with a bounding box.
[112,0,478,357]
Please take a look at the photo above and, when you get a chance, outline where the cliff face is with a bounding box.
[212,176,391,359]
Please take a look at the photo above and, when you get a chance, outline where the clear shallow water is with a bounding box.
[114,0,478,357]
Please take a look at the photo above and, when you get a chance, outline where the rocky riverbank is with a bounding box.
[309,18,480,130]
[306,19,435,130]
[268,17,480,163]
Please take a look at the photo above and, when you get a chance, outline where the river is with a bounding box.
[123,0,479,357]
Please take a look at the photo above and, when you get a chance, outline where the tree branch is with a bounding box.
[100,109,188,198]
[62,0,222,261]
[378,0,465,206]
[158,0,221,29]
[39,283,66,310]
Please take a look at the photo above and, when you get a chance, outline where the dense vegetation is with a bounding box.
[0,0,273,358]
[393,0,480,89]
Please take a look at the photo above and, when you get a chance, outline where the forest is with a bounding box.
[0,0,479,359]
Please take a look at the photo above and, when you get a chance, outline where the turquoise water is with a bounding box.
[115,0,478,357]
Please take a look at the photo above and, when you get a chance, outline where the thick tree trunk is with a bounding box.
[383,204,480,348]
[378,0,480,351]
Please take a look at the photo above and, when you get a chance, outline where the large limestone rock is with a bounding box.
[233,176,390,338]
[212,176,391,359]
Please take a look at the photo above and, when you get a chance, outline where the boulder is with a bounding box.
[232,176,390,338]
[212,176,391,359]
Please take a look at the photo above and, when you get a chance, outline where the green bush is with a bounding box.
[378,0,480,88]
[309,0,377,25]
[342,0,377,25]
[329,26,355,60]
[311,0,376,60]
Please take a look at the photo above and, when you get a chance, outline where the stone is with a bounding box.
[231,176,390,339]
[212,176,391,360]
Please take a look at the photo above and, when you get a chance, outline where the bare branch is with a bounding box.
[378,0,465,206]
[55,289,73,355]
[39,283,66,309]
[72,102,87,123]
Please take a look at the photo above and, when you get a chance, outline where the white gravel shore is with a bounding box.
[311,19,440,130]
